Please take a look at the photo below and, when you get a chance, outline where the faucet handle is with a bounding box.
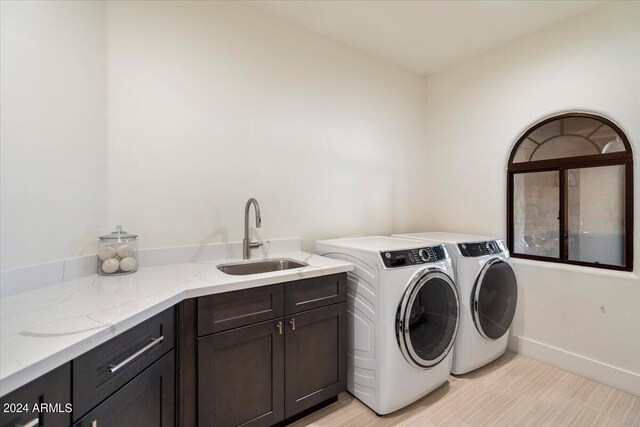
[249,241,263,249]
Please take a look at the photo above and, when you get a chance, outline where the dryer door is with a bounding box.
[397,270,459,368]
[472,259,518,340]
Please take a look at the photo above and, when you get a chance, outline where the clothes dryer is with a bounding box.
[316,236,459,414]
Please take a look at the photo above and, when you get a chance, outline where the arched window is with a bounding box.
[507,112,633,271]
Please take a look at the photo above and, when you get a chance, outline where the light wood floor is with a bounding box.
[291,352,640,427]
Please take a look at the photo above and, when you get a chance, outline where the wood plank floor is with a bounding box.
[291,352,640,427]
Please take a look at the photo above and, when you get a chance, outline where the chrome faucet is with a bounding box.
[243,198,263,259]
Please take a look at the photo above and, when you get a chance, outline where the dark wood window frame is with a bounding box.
[507,112,634,272]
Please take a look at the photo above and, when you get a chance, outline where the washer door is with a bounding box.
[397,270,459,368]
[472,259,518,340]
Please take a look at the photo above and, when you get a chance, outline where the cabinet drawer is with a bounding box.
[0,363,71,427]
[284,273,346,314]
[198,284,284,336]
[72,307,174,420]
[73,351,175,427]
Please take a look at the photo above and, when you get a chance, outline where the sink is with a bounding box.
[217,258,308,275]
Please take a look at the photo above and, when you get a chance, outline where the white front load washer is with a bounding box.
[393,232,518,375]
[316,236,459,415]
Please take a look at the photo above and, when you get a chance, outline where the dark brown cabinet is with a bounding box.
[193,273,347,427]
[284,303,346,418]
[0,363,71,427]
[198,320,285,427]
[73,351,175,427]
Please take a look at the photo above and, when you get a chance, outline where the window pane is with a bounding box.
[567,165,626,266]
[512,138,537,162]
[513,171,560,257]
[531,136,598,161]
[406,276,458,365]
[475,261,517,340]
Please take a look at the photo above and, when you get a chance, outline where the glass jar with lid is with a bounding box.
[98,225,139,275]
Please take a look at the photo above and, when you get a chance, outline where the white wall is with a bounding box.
[105,1,430,253]
[423,2,640,393]
[0,1,107,270]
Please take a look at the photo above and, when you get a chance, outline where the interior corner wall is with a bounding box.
[423,2,640,394]
[0,0,108,270]
[104,1,430,253]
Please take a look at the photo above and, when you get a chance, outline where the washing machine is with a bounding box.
[316,236,459,415]
[393,232,518,375]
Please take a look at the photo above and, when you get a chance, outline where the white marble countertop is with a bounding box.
[0,251,353,396]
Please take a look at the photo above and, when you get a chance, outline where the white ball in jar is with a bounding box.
[102,258,120,274]
[98,246,116,261]
[120,257,137,272]
[116,244,134,258]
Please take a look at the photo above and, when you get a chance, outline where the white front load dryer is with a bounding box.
[393,232,518,375]
[316,236,459,415]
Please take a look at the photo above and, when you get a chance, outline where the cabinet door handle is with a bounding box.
[276,321,283,335]
[289,318,296,331]
[91,421,98,427]
[108,336,164,373]
[16,417,39,427]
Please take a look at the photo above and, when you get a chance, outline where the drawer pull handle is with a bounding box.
[276,321,283,335]
[16,417,39,427]
[108,336,164,373]
[290,318,296,331]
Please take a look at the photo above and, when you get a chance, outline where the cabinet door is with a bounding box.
[198,319,284,427]
[0,363,71,427]
[285,303,346,417]
[72,351,175,427]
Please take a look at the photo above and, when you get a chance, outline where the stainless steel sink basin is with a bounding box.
[217,258,308,275]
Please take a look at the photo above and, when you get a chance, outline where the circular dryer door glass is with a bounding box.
[474,260,518,340]
[399,272,459,368]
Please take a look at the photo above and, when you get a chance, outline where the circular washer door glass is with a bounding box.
[400,272,459,367]
[474,260,518,340]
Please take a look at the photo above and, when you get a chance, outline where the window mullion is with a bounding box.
[559,169,568,261]
[625,163,633,269]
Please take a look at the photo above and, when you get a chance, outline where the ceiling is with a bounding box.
[248,0,605,75]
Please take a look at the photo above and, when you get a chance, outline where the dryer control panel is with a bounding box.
[458,240,507,257]
[381,245,448,268]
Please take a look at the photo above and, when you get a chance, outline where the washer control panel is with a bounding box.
[381,245,448,268]
[458,239,506,257]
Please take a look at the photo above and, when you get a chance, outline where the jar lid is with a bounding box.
[99,225,138,241]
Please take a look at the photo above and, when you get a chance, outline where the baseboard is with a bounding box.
[274,395,339,426]
[508,334,640,397]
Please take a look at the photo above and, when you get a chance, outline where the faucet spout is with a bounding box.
[243,198,263,259]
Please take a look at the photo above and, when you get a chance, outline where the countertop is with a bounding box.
[0,251,353,396]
